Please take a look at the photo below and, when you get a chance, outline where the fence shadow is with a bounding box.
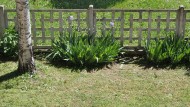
[117,55,187,69]
[117,56,190,77]
[49,0,124,9]
[0,70,25,83]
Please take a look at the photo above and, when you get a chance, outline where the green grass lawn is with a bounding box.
[1,0,190,9]
[1,0,190,106]
[0,59,190,106]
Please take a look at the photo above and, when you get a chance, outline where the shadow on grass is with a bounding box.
[0,70,25,83]
[49,0,124,9]
[46,60,112,72]
[136,59,172,70]
[34,49,115,72]
[33,51,49,61]
[183,63,190,76]
[117,55,190,76]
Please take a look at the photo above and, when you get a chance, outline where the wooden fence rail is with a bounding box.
[0,5,190,53]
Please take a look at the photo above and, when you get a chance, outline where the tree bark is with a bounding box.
[15,0,36,73]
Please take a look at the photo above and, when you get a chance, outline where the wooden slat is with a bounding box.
[6,9,178,12]
[156,16,161,35]
[34,27,175,32]
[7,19,16,21]
[93,11,97,35]
[4,9,16,12]
[110,11,115,36]
[50,27,54,41]
[10,17,178,23]
[154,18,176,22]
[129,14,133,43]
[41,14,45,43]
[30,9,87,12]
[147,11,152,45]
[185,10,190,12]
[138,11,142,47]
[165,11,170,32]
[35,28,86,31]
[96,18,176,22]
[111,11,115,21]
[33,27,176,32]
[50,11,54,41]
[4,11,8,28]
[50,11,53,23]
[59,11,63,35]
[33,46,51,49]
[35,37,52,39]
[183,11,187,36]
[94,9,177,12]
[114,37,170,40]
[31,11,37,47]
[101,17,106,36]
[185,19,190,22]
[14,17,18,31]
[120,11,125,46]
[29,18,86,22]
[68,16,72,34]
[77,11,81,31]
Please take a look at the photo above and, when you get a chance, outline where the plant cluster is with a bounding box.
[0,28,18,58]
[4,27,190,67]
[46,31,120,66]
[145,33,190,65]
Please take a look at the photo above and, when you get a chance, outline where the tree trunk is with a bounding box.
[15,0,36,73]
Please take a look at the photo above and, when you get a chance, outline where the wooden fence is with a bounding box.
[0,5,190,53]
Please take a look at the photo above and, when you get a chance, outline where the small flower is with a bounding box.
[69,16,74,21]
[110,21,114,27]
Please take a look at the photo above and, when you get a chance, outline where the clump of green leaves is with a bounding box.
[46,31,120,67]
[145,38,168,63]
[0,28,18,57]
[145,33,190,65]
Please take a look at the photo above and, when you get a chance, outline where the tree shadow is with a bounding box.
[49,0,124,9]
[0,70,25,83]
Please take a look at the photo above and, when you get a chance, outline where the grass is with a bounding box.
[1,0,190,106]
[0,59,190,106]
[1,0,190,9]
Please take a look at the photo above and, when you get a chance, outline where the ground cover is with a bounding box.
[0,59,190,106]
[1,0,190,106]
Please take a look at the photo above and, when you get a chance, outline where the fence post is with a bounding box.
[0,5,5,38]
[87,5,94,35]
[176,5,185,37]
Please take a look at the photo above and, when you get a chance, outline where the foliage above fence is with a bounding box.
[1,5,190,53]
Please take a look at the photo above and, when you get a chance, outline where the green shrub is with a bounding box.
[145,33,190,64]
[46,31,120,66]
[0,28,18,57]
